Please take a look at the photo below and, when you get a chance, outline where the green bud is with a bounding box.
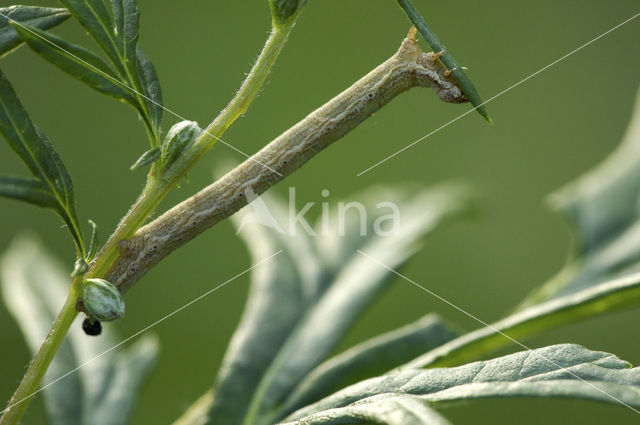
[82,278,125,322]
[71,258,89,277]
[160,120,201,171]
[269,0,308,26]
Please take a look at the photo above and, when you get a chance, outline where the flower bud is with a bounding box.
[82,278,125,322]
[269,0,308,26]
[161,120,201,171]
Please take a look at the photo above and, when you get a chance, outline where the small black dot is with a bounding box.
[82,318,102,336]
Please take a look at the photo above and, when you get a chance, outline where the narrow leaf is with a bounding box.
[0,70,83,254]
[0,236,158,425]
[283,395,452,425]
[396,0,492,123]
[522,87,640,306]
[137,46,162,130]
[87,219,99,261]
[210,185,469,424]
[279,314,460,419]
[209,191,324,425]
[0,175,58,209]
[0,5,70,57]
[56,0,123,74]
[406,271,640,369]
[111,0,139,74]
[254,185,469,415]
[286,344,640,421]
[130,147,160,170]
[11,22,134,102]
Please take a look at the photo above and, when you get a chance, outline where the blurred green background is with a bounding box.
[1,0,639,423]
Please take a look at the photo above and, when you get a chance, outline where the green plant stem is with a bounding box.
[0,21,294,425]
[160,23,293,185]
[89,22,293,280]
[0,279,80,425]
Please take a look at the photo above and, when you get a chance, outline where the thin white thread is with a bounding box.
[356,11,640,176]
[356,249,640,415]
[0,250,282,416]
[0,12,282,177]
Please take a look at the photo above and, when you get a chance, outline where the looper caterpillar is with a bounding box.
[104,27,468,292]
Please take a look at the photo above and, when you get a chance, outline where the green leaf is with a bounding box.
[396,0,491,123]
[86,219,99,261]
[282,395,452,425]
[0,175,58,209]
[0,70,84,255]
[111,0,140,69]
[209,184,469,425]
[56,0,123,74]
[405,271,640,369]
[137,46,162,130]
[11,22,134,102]
[278,314,460,419]
[406,89,640,371]
[0,5,70,57]
[130,147,160,170]
[0,236,158,425]
[208,191,323,425]
[22,1,162,145]
[522,88,640,306]
[286,344,640,422]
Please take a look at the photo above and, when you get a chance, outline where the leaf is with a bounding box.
[0,175,58,209]
[137,47,162,130]
[0,236,158,425]
[286,344,640,422]
[396,0,491,123]
[0,70,84,255]
[111,0,140,69]
[282,395,452,425]
[130,147,160,170]
[521,87,640,305]
[87,219,99,261]
[405,270,640,369]
[56,0,123,74]
[406,88,640,371]
[208,185,469,425]
[208,191,325,425]
[278,314,460,419]
[0,5,70,57]
[172,391,214,425]
[11,22,134,103]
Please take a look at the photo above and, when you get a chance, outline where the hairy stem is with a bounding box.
[0,279,80,425]
[0,20,295,425]
[104,29,466,293]
[159,24,294,187]
[88,23,295,284]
